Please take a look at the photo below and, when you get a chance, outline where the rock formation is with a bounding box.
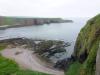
[0,38,71,64]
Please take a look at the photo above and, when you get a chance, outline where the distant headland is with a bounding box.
[0,16,73,26]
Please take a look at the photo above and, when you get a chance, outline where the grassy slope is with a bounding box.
[65,61,81,75]
[0,46,50,75]
[0,56,19,75]
[66,14,100,75]
[0,56,50,75]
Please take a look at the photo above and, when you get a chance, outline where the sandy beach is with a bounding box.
[1,47,64,75]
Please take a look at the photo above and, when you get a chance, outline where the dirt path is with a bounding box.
[1,48,64,75]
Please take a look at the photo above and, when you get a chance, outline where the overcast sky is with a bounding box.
[0,0,100,18]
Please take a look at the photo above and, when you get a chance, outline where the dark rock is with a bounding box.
[54,58,72,70]
[34,40,71,58]
[79,49,88,63]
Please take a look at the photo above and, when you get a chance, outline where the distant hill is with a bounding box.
[0,16,73,26]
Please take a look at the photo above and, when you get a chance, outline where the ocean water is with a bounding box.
[0,18,89,61]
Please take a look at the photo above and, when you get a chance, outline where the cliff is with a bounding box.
[66,14,100,75]
[0,16,73,26]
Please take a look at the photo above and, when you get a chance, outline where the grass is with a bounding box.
[0,56,50,75]
[0,56,19,75]
[65,62,81,75]
[79,39,99,75]
[0,44,50,75]
[67,14,100,75]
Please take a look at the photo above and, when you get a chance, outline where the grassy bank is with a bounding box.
[0,45,50,75]
[0,56,50,75]
[65,62,81,75]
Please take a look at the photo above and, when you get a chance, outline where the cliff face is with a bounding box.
[0,16,72,26]
[67,14,100,75]
[74,14,100,61]
[74,14,100,75]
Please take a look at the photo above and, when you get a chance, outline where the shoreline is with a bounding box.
[0,47,64,75]
[0,24,34,30]
[0,22,73,30]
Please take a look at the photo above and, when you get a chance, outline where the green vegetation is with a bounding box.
[65,62,81,75]
[4,17,13,25]
[0,56,19,75]
[0,17,13,26]
[0,56,50,75]
[0,44,7,51]
[0,44,50,75]
[66,14,100,75]
[79,40,99,75]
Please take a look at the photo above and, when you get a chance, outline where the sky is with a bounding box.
[0,0,100,18]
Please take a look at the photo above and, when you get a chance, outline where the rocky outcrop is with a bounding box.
[34,40,70,56]
[0,38,71,64]
[0,16,73,26]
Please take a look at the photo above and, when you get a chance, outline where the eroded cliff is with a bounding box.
[66,14,100,75]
